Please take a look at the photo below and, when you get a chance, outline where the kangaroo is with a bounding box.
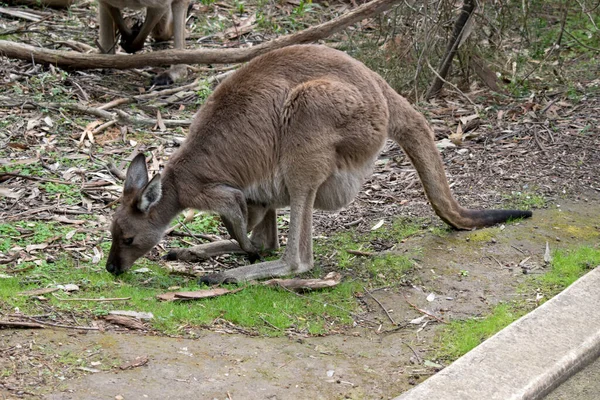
[97,0,190,85]
[106,44,532,283]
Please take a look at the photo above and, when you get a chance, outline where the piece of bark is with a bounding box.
[104,315,146,330]
[263,272,342,291]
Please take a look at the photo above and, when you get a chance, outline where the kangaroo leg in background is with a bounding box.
[151,0,190,85]
[98,3,122,54]
[166,201,278,263]
[98,3,167,54]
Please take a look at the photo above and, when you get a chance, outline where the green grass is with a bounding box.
[436,245,600,361]
[437,303,524,360]
[313,217,424,286]
[0,252,361,336]
[0,221,87,253]
[366,254,414,286]
[535,245,600,293]
[0,215,427,337]
[503,191,546,210]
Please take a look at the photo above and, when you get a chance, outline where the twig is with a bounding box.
[2,101,193,127]
[364,286,396,325]
[347,249,375,257]
[426,60,477,107]
[55,297,131,302]
[404,342,423,364]
[510,245,526,254]
[167,230,221,242]
[0,172,76,185]
[563,29,600,52]
[402,293,447,324]
[259,316,282,331]
[92,119,117,135]
[489,255,504,268]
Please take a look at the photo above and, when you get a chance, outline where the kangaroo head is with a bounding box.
[106,154,164,275]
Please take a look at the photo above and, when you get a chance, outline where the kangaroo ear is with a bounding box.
[124,153,149,194]
[137,173,162,213]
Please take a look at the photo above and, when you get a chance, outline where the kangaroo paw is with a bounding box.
[151,71,174,86]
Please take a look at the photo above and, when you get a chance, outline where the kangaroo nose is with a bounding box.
[106,262,120,275]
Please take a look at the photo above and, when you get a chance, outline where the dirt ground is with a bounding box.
[2,197,599,399]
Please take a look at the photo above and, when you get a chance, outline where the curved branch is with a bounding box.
[0,0,400,69]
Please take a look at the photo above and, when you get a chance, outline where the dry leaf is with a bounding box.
[104,315,146,330]
[219,14,257,39]
[26,243,48,253]
[371,219,384,230]
[156,110,166,132]
[449,124,463,146]
[0,187,22,199]
[544,241,552,264]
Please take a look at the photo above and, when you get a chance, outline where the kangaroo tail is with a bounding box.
[384,89,532,230]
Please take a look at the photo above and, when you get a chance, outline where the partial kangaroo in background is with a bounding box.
[106,45,532,283]
[97,0,190,85]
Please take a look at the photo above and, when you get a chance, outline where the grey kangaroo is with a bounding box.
[97,0,189,84]
[106,44,532,283]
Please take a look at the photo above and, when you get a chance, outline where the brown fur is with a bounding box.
[106,45,532,281]
[97,0,189,84]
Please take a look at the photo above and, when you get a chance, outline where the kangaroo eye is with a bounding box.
[123,238,134,246]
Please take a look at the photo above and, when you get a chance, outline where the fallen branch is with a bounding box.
[0,320,45,329]
[10,315,100,330]
[1,101,193,127]
[0,0,400,69]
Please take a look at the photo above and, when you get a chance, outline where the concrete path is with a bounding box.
[545,355,600,400]
[395,266,600,400]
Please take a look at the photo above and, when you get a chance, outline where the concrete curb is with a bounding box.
[395,266,600,400]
